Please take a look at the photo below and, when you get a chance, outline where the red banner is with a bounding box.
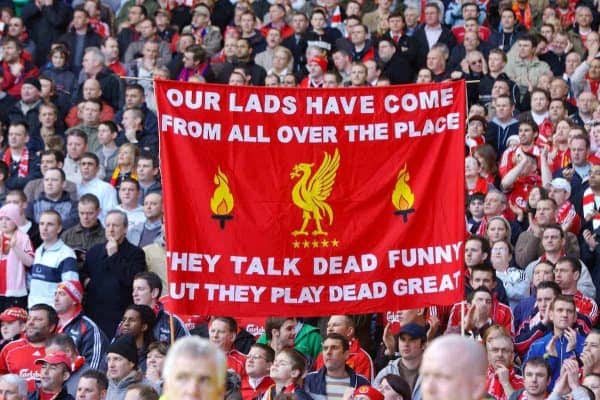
[156,80,466,317]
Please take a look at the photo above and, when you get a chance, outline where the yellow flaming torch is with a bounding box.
[392,164,415,222]
[210,167,234,229]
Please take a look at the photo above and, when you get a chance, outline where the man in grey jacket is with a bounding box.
[106,334,154,400]
[374,323,425,400]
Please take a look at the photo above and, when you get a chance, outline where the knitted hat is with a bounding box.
[57,280,84,304]
[0,203,22,226]
[23,77,41,91]
[0,307,27,322]
[309,56,328,73]
[353,386,384,400]
[107,334,138,365]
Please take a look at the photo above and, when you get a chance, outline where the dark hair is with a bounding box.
[134,271,163,298]
[524,357,551,378]
[120,177,141,191]
[124,304,156,346]
[466,235,491,255]
[138,151,158,168]
[536,280,560,296]
[550,294,576,311]
[40,209,63,226]
[40,149,65,165]
[45,167,66,182]
[265,317,295,340]
[556,256,581,274]
[80,369,108,391]
[46,333,77,353]
[250,343,275,362]
[542,223,564,238]
[80,152,99,166]
[147,341,169,356]
[67,128,88,144]
[382,375,412,399]
[79,193,100,209]
[2,36,23,51]
[278,348,306,380]
[211,317,238,332]
[468,285,493,302]
[323,332,350,351]
[99,120,118,133]
[29,303,59,332]
[125,83,145,94]
[471,263,496,279]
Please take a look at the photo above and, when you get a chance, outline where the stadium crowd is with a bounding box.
[0,0,597,398]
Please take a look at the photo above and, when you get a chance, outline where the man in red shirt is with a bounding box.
[555,256,598,325]
[0,303,57,391]
[485,335,524,399]
[209,317,247,378]
[240,343,274,400]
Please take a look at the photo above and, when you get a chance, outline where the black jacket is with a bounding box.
[82,239,146,339]
[413,25,457,68]
[21,1,71,66]
[74,67,123,110]
[58,27,103,72]
[380,52,414,84]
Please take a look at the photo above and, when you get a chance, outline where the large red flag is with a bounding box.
[156,80,466,317]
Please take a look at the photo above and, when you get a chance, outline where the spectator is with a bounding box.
[0,374,27,400]
[77,152,117,225]
[27,168,78,229]
[31,351,74,400]
[60,193,105,264]
[0,38,40,100]
[105,334,152,400]
[414,3,457,68]
[161,336,226,400]
[54,280,107,371]
[75,47,122,111]
[525,295,585,389]
[0,203,34,310]
[82,210,146,338]
[0,307,28,351]
[265,348,311,400]
[304,333,369,398]
[76,369,108,400]
[131,271,188,343]
[123,18,170,66]
[0,303,58,391]
[58,7,103,75]
[28,210,77,308]
[374,323,425,398]
[419,334,487,400]
[65,78,115,128]
[240,343,274,400]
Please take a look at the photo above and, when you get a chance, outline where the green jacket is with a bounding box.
[257,322,323,359]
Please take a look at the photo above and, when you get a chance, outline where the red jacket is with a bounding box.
[1,57,39,99]
[447,299,514,335]
[573,290,598,325]
[227,348,247,377]
[0,338,45,392]
[486,365,524,400]
[240,375,275,400]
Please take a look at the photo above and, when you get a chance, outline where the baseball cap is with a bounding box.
[0,307,28,323]
[35,351,72,372]
[398,323,427,340]
[550,177,571,194]
[353,386,384,400]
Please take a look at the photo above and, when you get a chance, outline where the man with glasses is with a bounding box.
[240,344,274,400]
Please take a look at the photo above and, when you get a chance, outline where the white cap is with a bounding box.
[550,178,571,194]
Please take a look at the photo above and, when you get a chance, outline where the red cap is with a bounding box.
[353,386,384,400]
[57,280,84,304]
[309,56,328,73]
[35,351,72,372]
[0,307,28,323]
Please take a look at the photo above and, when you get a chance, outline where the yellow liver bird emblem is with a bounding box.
[290,149,340,236]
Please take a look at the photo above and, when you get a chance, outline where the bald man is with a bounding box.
[420,334,488,400]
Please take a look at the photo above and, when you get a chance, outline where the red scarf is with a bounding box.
[3,148,29,177]
[513,1,532,30]
[486,366,524,400]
